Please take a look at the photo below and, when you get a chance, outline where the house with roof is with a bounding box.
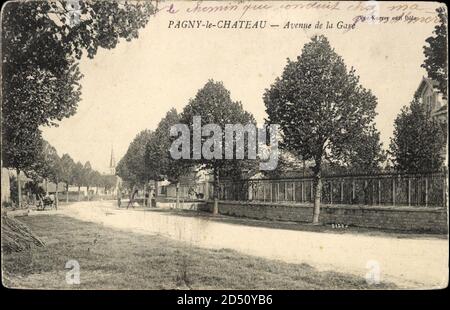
[416,77,448,122]
[416,77,448,165]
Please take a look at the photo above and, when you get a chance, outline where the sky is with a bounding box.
[41,1,442,173]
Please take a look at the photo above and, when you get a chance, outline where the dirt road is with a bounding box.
[51,201,448,289]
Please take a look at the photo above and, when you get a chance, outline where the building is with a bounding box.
[416,77,448,122]
[416,77,448,164]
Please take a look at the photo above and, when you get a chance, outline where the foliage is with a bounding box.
[422,6,448,98]
[1,0,155,173]
[144,108,191,184]
[179,80,257,198]
[116,130,154,186]
[389,99,447,172]
[264,35,378,223]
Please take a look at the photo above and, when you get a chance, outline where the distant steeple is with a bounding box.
[109,145,116,175]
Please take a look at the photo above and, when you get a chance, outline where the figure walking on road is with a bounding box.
[127,189,138,209]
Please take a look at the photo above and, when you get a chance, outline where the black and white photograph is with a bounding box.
[1,0,448,299]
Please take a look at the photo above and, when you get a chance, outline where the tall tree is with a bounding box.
[328,126,386,174]
[1,126,43,207]
[60,153,75,203]
[179,80,256,214]
[389,99,447,172]
[32,140,62,207]
[72,161,84,201]
[264,35,378,224]
[83,161,93,200]
[145,108,191,207]
[1,0,155,193]
[422,6,448,98]
[116,130,154,188]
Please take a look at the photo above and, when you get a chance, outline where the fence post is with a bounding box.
[443,174,447,208]
[330,181,333,204]
[392,178,395,206]
[270,182,273,202]
[425,178,428,207]
[364,180,368,205]
[372,180,375,205]
[301,181,304,203]
[263,182,266,202]
[284,182,287,201]
[276,182,280,202]
[340,180,344,204]
[293,182,296,202]
[352,180,355,204]
[378,179,381,205]
[408,178,411,206]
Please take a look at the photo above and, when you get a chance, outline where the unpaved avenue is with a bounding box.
[48,201,448,289]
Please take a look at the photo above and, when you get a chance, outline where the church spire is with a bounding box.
[109,145,116,175]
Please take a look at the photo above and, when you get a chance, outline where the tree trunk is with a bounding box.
[86,185,90,201]
[66,183,69,203]
[212,167,219,215]
[78,186,81,202]
[154,180,158,208]
[176,182,180,209]
[55,179,59,210]
[16,169,21,208]
[312,161,322,224]
[143,182,148,207]
[45,178,48,195]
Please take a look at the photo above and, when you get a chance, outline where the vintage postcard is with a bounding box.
[1,0,448,299]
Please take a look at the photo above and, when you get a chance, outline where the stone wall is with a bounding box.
[200,201,448,233]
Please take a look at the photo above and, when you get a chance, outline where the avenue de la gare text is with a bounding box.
[168,19,356,30]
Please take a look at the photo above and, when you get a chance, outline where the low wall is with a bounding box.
[158,201,206,210]
[199,201,448,233]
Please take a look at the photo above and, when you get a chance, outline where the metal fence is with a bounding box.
[163,171,448,207]
[217,171,448,207]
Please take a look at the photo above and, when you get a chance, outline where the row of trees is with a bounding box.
[117,81,258,212]
[1,1,155,206]
[117,7,446,224]
[118,37,387,219]
[119,22,446,223]
[14,138,117,208]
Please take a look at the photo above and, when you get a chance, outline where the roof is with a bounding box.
[416,76,440,95]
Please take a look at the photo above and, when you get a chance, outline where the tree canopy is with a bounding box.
[1,0,155,174]
[264,35,379,223]
[422,6,448,98]
[179,80,256,210]
[389,99,447,173]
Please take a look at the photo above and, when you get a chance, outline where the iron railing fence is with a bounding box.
[163,171,448,207]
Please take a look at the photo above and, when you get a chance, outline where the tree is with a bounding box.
[1,125,43,207]
[144,108,191,207]
[60,153,75,202]
[72,161,84,201]
[263,150,311,178]
[83,161,94,199]
[31,140,63,207]
[116,130,154,188]
[422,6,448,98]
[389,99,447,172]
[179,80,256,214]
[264,35,378,224]
[1,1,155,196]
[328,126,386,174]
